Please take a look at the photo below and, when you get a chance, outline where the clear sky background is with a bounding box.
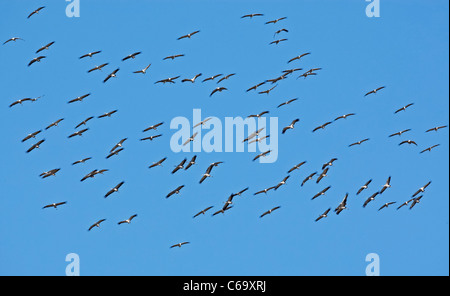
[0,0,448,276]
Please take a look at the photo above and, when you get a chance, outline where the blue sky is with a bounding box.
[0,0,448,276]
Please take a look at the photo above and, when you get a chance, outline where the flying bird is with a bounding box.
[266,74,288,84]
[357,179,372,195]
[334,113,356,121]
[397,198,416,210]
[166,185,185,198]
[9,98,35,108]
[133,63,151,74]
[143,122,164,132]
[379,177,392,194]
[172,158,187,174]
[3,37,24,45]
[394,103,414,114]
[254,186,276,196]
[420,144,440,153]
[312,122,332,132]
[140,134,162,141]
[315,208,331,222]
[425,125,447,133]
[231,187,249,198]
[258,85,277,95]
[26,139,45,153]
[287,161,307,174]
[277,98,298,108]
[409,195,423,210]
[193,206,214,218]
[103,68,120,83]
[363,192,380,208]
[27,6,45,19]
[80,169,108,182]
[149,157,167,168]
[220,192,236,208]
[68,128,89,138]
[274,176,290,190]
[243,127,265,143]
[185,155,197,170]
[298,72,317,79]
[170,242,190,248]
[378,202,397,211]
[274,28,289,37]
[312,186,332,200]
[88,63,109,73]
[106,148,124,159]
[399,140,418,146]
[322,158,338,170]
[222,194,236,210]
[282,119,300,134]
[193,118,212,128]
[199,164,217,184]
[163,54,185,60]
[335,194,349,215]
[260,206,281,218]
[95,169,109,175]
[305,68,322,74]
[217,73,236,84]
[178,30,200,40]
[389,129,411,137]
[155,76,180,84]
[40,168,61,179]
[282,68,303,75]
[118,214,138,225]
[88,219,106,231]
[210,87,228,97]
[241,13,264,19]
[364,86,385,97]
[301,172,317,187]
[45,118,64,130]
[98,110,118,118]
[72,157,92,166]
[110,138,127,153]
[28,56,46,67]
[104,181,125,198]
[266,17,287,24]
[246,82,266,92]
[68,93,91,104]
[22,130,42,142]
[316,168,329,184]
[202,74,223,83]
[288,52,310,64]
[79,51,101,59]
[412,181,432,197]
[349,138,370,147]
[253,150,271,161]
[182,73,202,83]
[247,111,269,119]
[212,205,233,216]
[183,132,198,146]
[42,202,67,209]
[122,52,141,61]
[36,41,55,54]
[248,135,270,144]
[269,39,288,45]
[75,116,94,129]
